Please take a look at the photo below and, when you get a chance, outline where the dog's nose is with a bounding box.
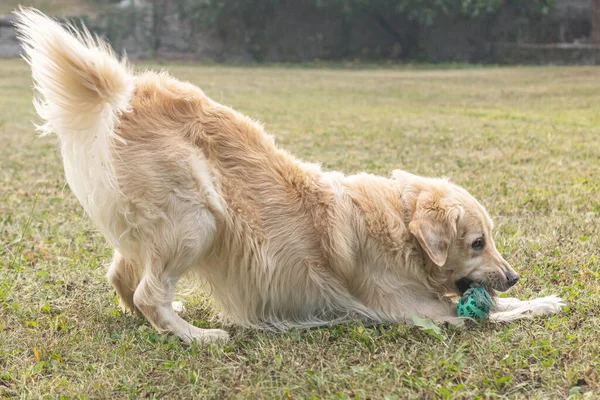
[506,271,519,287]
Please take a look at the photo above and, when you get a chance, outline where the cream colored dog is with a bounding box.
[15,9,563,344]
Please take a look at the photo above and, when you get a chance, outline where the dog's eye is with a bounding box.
[471,238,485,250]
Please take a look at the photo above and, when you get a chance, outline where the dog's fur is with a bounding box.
[15,9,563,343]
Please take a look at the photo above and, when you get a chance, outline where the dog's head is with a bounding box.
[394,170,518,295]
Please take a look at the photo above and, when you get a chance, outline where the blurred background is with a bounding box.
[0,0,599,64]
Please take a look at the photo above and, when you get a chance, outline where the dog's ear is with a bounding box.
[408,193,461,267]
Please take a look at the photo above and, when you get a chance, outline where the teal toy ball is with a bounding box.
[456,283,494,319]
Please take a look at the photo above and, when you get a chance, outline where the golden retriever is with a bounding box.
[15,9,563,343]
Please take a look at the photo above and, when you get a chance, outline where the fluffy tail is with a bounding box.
[14,7,132,135]
[14,8,134,247]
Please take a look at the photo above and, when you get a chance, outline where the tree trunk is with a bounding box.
[592,0,600,43]
[151,0,167,53]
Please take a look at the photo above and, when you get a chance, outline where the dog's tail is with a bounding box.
[14,8,134,247]
[14,8,132,136]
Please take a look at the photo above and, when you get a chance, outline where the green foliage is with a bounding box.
[154,0,553,61]
[174,0,554,27]
[410,314,444,340]
[508,0,553,20]
[312,0,503,25]
[319,0,554,24]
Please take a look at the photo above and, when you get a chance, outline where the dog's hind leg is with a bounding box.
[132,207,228,344]
[107,250,142,312]
[107,250,186,314]
[133,255,229,344]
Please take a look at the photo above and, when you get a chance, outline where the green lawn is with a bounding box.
[1,58,599,398]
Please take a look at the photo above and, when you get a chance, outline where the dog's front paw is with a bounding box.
[172,301,185,313]
[201,328,230,344]
[529,295,565,315]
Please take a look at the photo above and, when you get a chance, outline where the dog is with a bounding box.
[15,8,563,343]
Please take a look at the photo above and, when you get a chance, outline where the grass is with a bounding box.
[0,58,599,398]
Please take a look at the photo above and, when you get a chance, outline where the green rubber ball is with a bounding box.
[456,284,493,319]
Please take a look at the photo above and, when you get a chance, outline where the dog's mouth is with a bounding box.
[455,277,474,295]
[455,277,498,297]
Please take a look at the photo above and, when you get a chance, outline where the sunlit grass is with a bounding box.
[0,58,598,398]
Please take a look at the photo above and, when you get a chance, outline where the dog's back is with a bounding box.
[114,71,371,327]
